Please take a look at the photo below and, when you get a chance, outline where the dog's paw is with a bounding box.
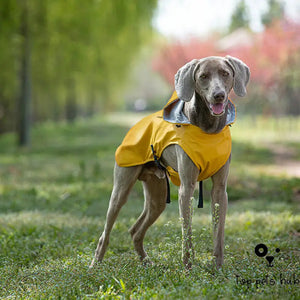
[89,258,101,269]
[142,256,154,267]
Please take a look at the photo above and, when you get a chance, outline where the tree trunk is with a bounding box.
[65,95,77,122]
[18,0,32,147]
[65,78,77,123]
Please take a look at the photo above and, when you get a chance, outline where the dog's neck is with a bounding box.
[183,92,228,134]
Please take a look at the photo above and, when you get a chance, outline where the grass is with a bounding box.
[0,114,299,299]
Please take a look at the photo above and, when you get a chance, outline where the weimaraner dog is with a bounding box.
[90,56,250,269]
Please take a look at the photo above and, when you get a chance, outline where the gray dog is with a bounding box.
[90,56,250,269]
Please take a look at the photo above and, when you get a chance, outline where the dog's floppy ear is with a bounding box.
[174,59,200,102]
[225,55,250,97]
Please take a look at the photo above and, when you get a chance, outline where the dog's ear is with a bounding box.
[225,56,250,97]
[174,59,200,102]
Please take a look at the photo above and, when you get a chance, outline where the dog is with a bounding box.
[90,55,250,269]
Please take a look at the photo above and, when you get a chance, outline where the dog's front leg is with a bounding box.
[211,159,230,268]
[178,182,196,269]
[176,147,199,269]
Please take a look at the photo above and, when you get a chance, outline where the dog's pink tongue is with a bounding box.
[211,103,224,115]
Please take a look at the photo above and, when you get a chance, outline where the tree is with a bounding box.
[229,0,250,32]
[152,37,218,85]
[0,0,158,143]
[0,0,19,134]
[261,0,285,27]
[18,0,32,146]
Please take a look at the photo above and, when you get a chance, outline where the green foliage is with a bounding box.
[0,115,299,298]
[0,0,20,132]
[262,0,285,27]
[0,0,158,132]
[229,0,250,32]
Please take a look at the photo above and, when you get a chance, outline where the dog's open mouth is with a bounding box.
[210,102,227,116]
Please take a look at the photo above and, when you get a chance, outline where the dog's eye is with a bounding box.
[200,74,208,79]
[222,71,229,77]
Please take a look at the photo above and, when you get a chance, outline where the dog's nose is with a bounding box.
[213,91,225,102]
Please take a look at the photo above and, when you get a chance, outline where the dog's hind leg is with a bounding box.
[129,172,167,262]
[90,163,142,268]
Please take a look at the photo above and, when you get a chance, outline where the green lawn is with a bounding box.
[0,115,299,299]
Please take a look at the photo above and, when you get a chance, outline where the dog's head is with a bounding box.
[175,56,250,116]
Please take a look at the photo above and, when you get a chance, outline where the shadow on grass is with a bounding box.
[227,174,300,204]
[232,140,274,165]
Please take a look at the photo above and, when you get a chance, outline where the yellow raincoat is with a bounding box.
[115,92,235,186]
